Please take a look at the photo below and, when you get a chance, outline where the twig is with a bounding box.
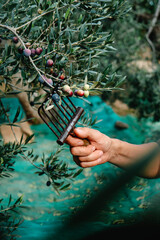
[15,4,66,31]
[15,9,55,31]
[31,18,55,47]
[0,204,18,213]
[146,0,160,60]
[2,0,10,8]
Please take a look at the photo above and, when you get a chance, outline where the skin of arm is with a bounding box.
[66,127,160,179]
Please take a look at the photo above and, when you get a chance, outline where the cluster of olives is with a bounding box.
[11,36,90,100]
[12,36,43,57]
[63,84,90,98]
[11,36,64,82]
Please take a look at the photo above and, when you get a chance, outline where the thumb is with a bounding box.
[74,127,101,141]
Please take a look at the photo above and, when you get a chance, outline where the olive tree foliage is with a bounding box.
[0,0,130,237]
[0,0,129,96]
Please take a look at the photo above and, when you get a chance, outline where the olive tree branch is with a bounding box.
[0,23,54,89]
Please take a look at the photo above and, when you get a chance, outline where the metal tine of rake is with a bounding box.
[48,98,84,145]
[53,100,71,121]
[52,81,73,117]
[43,97,68,131]
[61,96,77,114]
[49,107,68,127]
[38,105,60,138]
[47,108,65,131]
[38,93,65,138]
[46,81,72,121]
[61,99,74,117]
[66,96,77,110]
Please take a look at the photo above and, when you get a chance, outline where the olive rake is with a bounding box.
[38,93,84,145]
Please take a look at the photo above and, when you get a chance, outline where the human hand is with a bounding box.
[66,127,114,168]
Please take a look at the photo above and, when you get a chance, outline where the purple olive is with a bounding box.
[46,59,53,67]
[45,78,53,86]
[35,47,43,55]
[46,181,51,186]
[18,47,24,54]
[38,75,46,84]
[23,49,31,57]
[53,72,58,77]
[12,36,19,43]
[31,48,36,57]
[52,93,60,102]
[74,89,78,96]
[39,48,43,53]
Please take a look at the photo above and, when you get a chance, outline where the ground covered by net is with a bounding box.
[1,96,160,239]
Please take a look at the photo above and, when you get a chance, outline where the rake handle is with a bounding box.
[57,107,85,145]
[82,138,90,146]
[56,107,90,146]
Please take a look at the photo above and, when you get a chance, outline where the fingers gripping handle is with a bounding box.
[70,131,90,146]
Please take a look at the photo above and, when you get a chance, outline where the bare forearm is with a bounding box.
[66,127,160,178]
[109,139,160,178]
